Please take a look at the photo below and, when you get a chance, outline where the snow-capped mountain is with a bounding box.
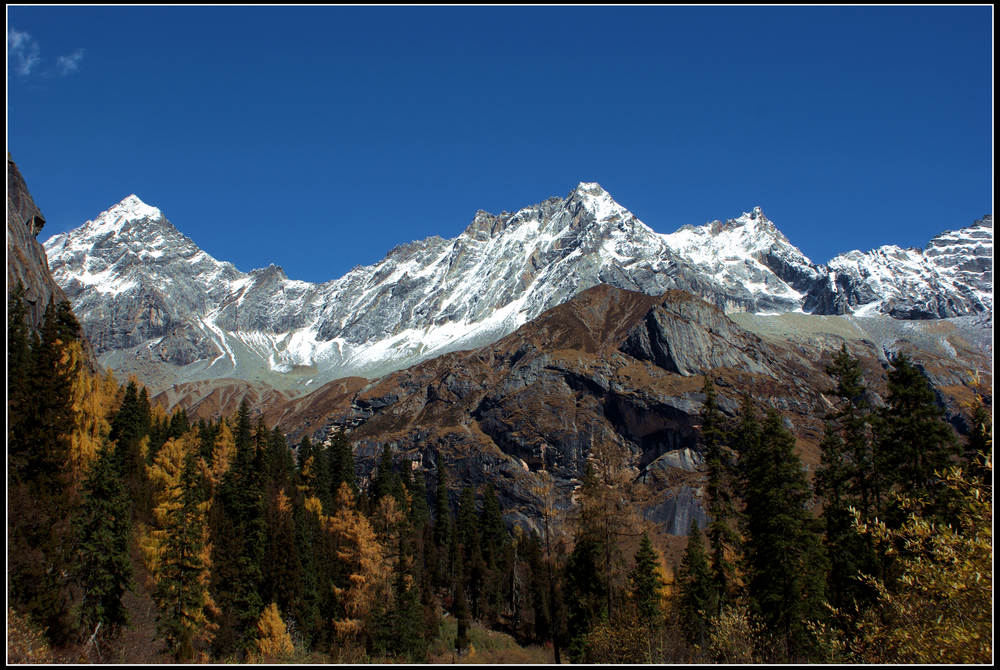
[661,205,823,313]
[44,184,992,393]
[807,216,993,318]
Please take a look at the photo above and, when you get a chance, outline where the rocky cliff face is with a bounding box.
[45,184,993,395]
[806,215,994,318]
[154,285,985,538]
[7,157,72,328]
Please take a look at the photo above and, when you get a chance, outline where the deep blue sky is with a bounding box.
[8,6,993,284]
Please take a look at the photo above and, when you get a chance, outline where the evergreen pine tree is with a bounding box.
[700,377,736,612]
[454,568,471,653]
[677,520,714,651]
[740,408,828,661]
[328,428,357,494]
[628,531,665,622]
[478,483,509,623]
[8,298,80,643]
[433,461,453,588]
[262,488,301,618]
[290,496,322,648]
[479,484,506,568]
[876,352,959,516]
[210,400,266,657]
[154,450,213,661]
[371,445,398,505]
[563,516,607,659]
[374,536,427,661]
[407,469,430,528]
[7,281,33,476]
[73,442,133,639]
[456,486,486,618]
[110,380,152,513]
[297,434,314,473]
[814,346,879,617]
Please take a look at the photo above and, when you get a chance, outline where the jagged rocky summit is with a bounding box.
[44,182,992,393]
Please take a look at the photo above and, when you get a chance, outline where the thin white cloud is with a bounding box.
[8,29,41,76]
[8,29,84,77]
[56,49,85,75]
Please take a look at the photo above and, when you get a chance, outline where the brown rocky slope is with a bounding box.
[156,284,990,538]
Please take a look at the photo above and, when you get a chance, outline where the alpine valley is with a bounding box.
[41,182,993,535]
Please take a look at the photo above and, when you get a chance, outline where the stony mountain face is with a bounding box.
[165,284,985,539]
[44,183,993,395]
[807,215,994,318]
[7,156,101,371]
[7,157,72,328]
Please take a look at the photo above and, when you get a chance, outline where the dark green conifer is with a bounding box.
[740,408,828,661]
[454,568,471,653]
[700,377,736,612]
[110,380,149,501]
[456,486,486,618]
[155,452,210,661]
[408,469,430,527]
[628,531,664,622]
[814,346,879,616]
[563,530,606,660]
[291,502,322,648]
[328,428,356,493]
[73,442,133,639]
[262,485,301,616]
[7,281,33,475]
[371,445,398,504]
[677,520,714,650]
[8,298,80,643]
[876,352,959,514]
[210,400,266,657]
[479,484,506,568]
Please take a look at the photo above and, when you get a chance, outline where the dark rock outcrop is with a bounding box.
[7,157,71,328]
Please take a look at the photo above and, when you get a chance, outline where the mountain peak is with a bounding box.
[73,194,166,240]
[734,205,771,226]
[573,181,608,195]
[108,194,162,222]
[568,181,632,224]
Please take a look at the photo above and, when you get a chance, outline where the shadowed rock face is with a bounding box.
[7,158,70,328]
[157,284,988,538]
[7,157,99,370]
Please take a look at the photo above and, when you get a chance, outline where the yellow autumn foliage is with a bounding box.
[203,420,236,490]
[850,466,993,664]
[276,488,293,515]
[147,434,195,525]
[297,453,317,498]
[60,341,118,485]
[142,430,212,577]
[304,495,325,519]
[326,483,389,642]
[255,602,295,659]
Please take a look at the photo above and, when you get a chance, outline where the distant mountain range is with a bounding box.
[44,183,992,394]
